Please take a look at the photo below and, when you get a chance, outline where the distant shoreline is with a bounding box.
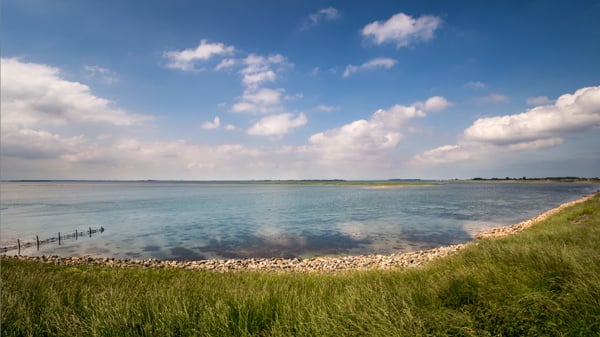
[2,177,598,185]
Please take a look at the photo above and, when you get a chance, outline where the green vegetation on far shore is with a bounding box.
[2,193,599,336]
[467,176,600,183]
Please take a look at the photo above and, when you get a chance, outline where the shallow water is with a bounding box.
[1,181,597,260]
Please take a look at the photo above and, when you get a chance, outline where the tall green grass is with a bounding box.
[2,194,599,336]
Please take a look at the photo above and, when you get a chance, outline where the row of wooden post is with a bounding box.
[15,226,103,255]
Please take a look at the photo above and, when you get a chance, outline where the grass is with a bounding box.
[2,193,599,336]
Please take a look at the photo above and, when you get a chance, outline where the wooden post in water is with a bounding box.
[89,226,92,238]
[58,232,61,246]
[17,239,20,255]
[36,235,40,251]
[75,229,78,240]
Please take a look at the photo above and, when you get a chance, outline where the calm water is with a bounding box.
[1,181,598,260]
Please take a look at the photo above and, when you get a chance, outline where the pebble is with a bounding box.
[0,244,467,273]
[474,192,596,239]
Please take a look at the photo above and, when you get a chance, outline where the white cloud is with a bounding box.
[164,39,235,71]
[306,97,451,162]
[1,128,86,160]
[224,124,237,131]
[242,70,276,87]
[226,53,293,116]
[414,86,600,166]
[0,59,313,180]
[307,99,450,162]
[215,58,237,71]
[0,58,153,169]
[201,116,221,129]
[412,144,473,165]
[239,53,291,89]
[302,7,340,30]
[475,93,510,103]
[343,57,397,77]
[526,95,553,105]
[247,112,307,137]
[465,86,600,145]
[231,88,284,114]
[361,12,442,48]
[412,96,452,112]
[1,58,150,129]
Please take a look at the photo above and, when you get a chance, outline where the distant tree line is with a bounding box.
[470,177,600,182]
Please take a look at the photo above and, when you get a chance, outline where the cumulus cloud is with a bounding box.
[231,88,285,114]
[238,53,291,88]
[302,7,340,30]
[465,86,600,145]
[0,58,153,168]
[164,39,235,71]
[201,116,221,129]
[307,97,450,162]
[247,112,307,137]
[242,70,276,87]
[228,54,294,116]
[414,86,600,165]
[1,58,150,129]
[343,57,397,77]
[166,41,297,134]
[1,128,291,179]
[412,96,452,112]
[1,128,86,160]
[361,12,442,48]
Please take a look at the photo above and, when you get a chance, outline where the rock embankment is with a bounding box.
[1,244,466,273]
[474,193,597,239]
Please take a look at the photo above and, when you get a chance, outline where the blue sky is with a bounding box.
[1,0,599,180]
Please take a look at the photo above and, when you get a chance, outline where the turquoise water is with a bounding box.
[1,181,598,260]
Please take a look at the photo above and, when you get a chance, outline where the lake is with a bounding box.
[1,181,598,260]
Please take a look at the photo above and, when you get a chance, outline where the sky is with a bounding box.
[1,0,599,180]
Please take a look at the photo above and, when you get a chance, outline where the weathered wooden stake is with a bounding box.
[17,239,21,255]
[58,232,61,246]
[75,229,78,240]
[36,235,40,251]
[89,226,92,237]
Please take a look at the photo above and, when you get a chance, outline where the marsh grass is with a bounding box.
[2,194,599,336]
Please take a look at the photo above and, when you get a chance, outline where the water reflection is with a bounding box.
[1,181,597,260]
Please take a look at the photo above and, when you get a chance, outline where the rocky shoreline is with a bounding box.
[2,192,596,273]
[1,244,466,272]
